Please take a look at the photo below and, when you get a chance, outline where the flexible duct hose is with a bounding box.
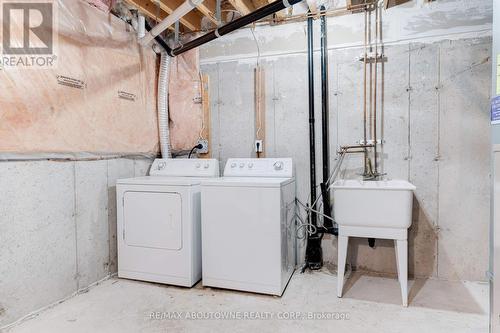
[158,52,171,158]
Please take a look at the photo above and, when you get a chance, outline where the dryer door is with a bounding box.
[123,191,182,250]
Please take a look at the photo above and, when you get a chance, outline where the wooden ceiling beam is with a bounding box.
[125,0,168,21]
[197,0,219,25]
[266,0,286,18]
[125,0,202,31]
[227,0,255,15]
[156,0,203,31]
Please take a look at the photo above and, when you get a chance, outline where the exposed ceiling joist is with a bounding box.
[227,0,255,15]
[265,0,286,18]
[197,0,219,25]
[156,0,203,31]
[250,0,285,18]
[125,0,202,31]
[125,0,169,21]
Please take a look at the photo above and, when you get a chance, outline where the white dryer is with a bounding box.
[200,158,296,296]
[116,158,219,287]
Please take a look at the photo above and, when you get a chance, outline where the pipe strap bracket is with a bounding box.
[214,28,222,38]
[282,0,291,8]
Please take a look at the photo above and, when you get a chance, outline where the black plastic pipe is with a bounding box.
[145,20,173,55]
[304,15,323,271]
[320,6,334,234]
[171,0,304,56]
[307,15,317,229]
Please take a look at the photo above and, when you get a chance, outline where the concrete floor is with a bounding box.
[4,269,489,333]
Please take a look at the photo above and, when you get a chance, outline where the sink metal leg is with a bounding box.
[337,235,348,298]
[394,240,400,283]
[395,239,408,307]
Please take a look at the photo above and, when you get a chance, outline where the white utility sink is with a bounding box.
[332,179,416,230]
[332,179,416,307]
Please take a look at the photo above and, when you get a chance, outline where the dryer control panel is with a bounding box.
[223,158,293,178]
[150,158,219,177]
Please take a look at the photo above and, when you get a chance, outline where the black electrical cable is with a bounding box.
[188,144,203,158]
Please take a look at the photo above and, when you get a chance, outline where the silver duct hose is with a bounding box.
[158,52,171,158]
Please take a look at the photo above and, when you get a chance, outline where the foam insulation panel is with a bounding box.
[0,0,159,156]
[168,50,204,151]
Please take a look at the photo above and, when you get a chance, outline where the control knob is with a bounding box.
[273,161,284,171]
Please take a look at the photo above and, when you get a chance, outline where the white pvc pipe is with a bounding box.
[137,13,146,39]
[140,0,204,46]
[158,52,171,158]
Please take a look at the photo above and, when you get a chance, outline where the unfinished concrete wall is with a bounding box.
[0,1,159,328]
[0,158,153,327]
[200,0,492,281]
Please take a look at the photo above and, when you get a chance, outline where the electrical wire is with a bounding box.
[295,212,317,240]
[188,143,203,158]
[251,24,263,152]
[296,198,335,223]
[250,24,261,66]
[197,72,206,140]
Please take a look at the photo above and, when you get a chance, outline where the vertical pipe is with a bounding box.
[137,14,146,39]
[158,53,172,158]
[373,2,379,175]
[216,0,222,26]
[320,5,331,217]
[368,6,373,154]
[305,13,323,270]
[307,14,317,227]
[363,6,368,175]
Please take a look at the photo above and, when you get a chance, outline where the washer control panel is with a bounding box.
[224,158,293,178]
[150,158,219,177]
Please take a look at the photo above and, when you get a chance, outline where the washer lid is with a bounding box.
[117,176,209,186]
[201,177,294,188]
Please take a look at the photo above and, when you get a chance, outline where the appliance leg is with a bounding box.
[395,239,408,307]
[337,235,349,298]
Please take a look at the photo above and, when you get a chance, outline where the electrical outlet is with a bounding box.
[255,140,263,153]
[197,139,209,154]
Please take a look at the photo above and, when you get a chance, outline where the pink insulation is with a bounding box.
[85,0,114,13]
[168,49,204,151]
[0,0,159,156]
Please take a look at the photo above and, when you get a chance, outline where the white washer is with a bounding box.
[200,158,296,296]
[116,158,219,287]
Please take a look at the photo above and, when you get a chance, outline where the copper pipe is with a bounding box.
[340,144,375,151]
[373,1,379,175]
[363,6,368,174]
